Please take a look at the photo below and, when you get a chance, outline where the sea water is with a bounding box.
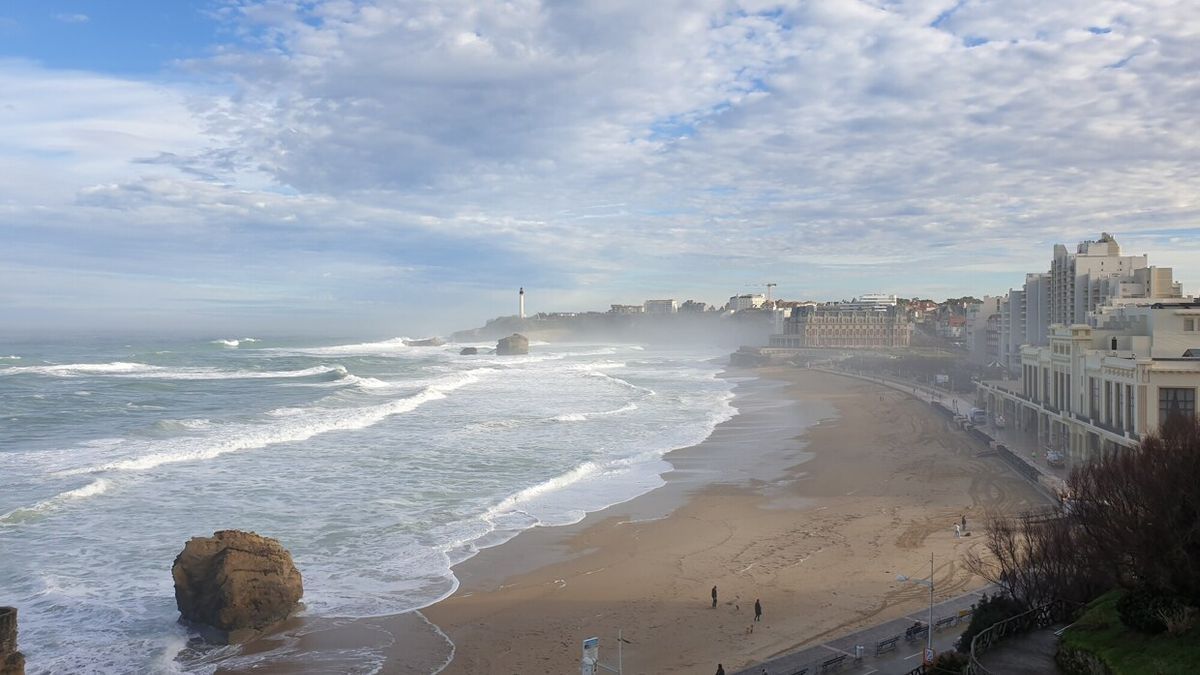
[0,336,735,673]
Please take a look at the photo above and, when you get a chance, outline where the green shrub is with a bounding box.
[955,592,1027,653]
[1116,586,1184,634]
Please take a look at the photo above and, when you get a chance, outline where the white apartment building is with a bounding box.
[966,296,1003,366]
[643,299,678,314]
[727,294,766,311]
[978,300,1200,465]
[839,293,899,312]
[987,235,1180,373]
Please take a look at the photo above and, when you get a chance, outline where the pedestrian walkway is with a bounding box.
[975,625,1063,674]
[731,587,995,675]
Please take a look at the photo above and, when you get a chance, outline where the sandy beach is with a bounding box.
[409,367,1046,674]
[217,365,1046,675]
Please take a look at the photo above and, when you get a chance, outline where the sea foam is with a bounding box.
[60,369,491,476]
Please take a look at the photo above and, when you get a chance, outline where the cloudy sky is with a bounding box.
[2,0,1198,336]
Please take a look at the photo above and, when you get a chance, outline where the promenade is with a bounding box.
[732,587,995,675]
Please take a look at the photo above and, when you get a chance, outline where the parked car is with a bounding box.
[1046,450,1065,467]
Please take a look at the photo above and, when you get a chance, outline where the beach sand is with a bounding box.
[416,367,1045,674]
[219,366,1046,675]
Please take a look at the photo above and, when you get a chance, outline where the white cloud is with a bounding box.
[3,1,1200,331]
[53,13,89,24]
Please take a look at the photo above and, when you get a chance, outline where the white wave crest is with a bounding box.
[553,402,638,422]
[342,374,393,389]
[1,355,20,360]
[1,361,345,381]
[1,362,163,376]
[0,479,111,524]
[280,337,414,355]
[586,370,655,395]
[484,461,601,522]
[211,337,259,347]
[61,370,492,475]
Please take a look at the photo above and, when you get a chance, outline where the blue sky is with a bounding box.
[2,0,1199,336]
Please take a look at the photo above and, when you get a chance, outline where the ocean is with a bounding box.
[0,336,736,673]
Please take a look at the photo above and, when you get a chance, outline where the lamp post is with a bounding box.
[897,553,935,663]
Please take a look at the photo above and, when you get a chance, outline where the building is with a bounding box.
[982,235,1182,373]
[977,300,1200,466]
[643,299,678,314]
[679,300,710,312]
[727,294,766,311]
[768,303,912,349]
[608,304,645,314]
[839,293,899,312]
[1048,233,1182,326]
[966,296,1003,365]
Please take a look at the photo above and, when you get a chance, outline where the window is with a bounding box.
[1159,388,1196,425]
[1104,381,1112,424]
[1186,318,1196,331]
[1126,385,1135,432]
[1089,378,1100,419]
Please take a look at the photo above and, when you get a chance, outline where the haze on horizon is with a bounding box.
[1,0,1198,337]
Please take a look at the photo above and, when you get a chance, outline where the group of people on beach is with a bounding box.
[711,586,763,674]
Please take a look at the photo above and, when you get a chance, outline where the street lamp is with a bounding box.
[897,553,935,663]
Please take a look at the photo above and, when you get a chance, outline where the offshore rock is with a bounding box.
[172,530,303,643]
[496,333,529,356]
[0,607,24,675]
[459,347,478,355]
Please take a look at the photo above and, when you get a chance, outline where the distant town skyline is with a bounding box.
[2,1,1198,336]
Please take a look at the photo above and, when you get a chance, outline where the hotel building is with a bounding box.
[769,303,912,349]
[977,300,1200,465]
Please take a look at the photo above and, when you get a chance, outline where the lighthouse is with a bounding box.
[519,287,526,319]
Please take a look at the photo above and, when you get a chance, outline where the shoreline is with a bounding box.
[220,365,1045,674]
[416,366,1044,673]
[214,363,772,674]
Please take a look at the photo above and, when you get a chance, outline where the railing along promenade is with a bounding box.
[966,600,1071,675]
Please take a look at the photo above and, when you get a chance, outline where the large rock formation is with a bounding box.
[172,530,303,643]
[496,333,529,356]
[0,607,24,675]
[459,347,478,355]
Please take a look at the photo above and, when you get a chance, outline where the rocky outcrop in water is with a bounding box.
[496,333,529,356]
[0,607,24,675]
[172,530,303,643]
[459,347,478,355]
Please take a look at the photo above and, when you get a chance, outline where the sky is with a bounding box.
[1,0,1198,336]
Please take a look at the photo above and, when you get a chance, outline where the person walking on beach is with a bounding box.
[715,664,725,675]
[954,523,961,538]
[754,598,763,622]
[712,585,718,608]
[961,514,967,532]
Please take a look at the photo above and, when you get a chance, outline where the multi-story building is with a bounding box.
[839,293,899,312]
[608,304,645,314]
[727,294,766,311]
[977,299,1200,465]
[643,299,678,314]
[768,303,912,349]
[982,236,1181,372]
[966,296,1003,365]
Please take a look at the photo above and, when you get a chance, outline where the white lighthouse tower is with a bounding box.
[519,287,526,319]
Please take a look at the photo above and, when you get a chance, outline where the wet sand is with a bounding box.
[414,367,1046,674]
